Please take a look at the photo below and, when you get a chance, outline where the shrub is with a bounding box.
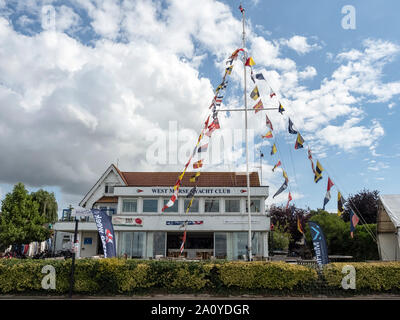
[1,259,400,295]
[217,261,317,290]
[323,262,400,292]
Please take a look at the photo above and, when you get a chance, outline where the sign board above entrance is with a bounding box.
[114,186,269,197]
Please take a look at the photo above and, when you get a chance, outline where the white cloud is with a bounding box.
[56,5,81,32]
[0,0,399,211]
[319,118,384,151]
[281,35,321,55]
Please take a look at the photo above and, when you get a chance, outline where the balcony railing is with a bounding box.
[60,208,116,222]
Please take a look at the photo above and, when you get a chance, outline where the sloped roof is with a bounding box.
[119,172,261,187]
[95,196,118,203]
[380,195,400,228]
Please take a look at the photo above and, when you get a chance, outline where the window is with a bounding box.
[184,199,199,213]
[205,199,220,213]
[245,200,261,213]
[118,232,145,258]
[225,199,240,213]
[153,232,166,257]
[143,199,158,212]
[163,199,179,213]
[215,232,227,259]
[122,199,137,213]
[105,184,114,194]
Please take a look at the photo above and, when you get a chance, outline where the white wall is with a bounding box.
[85,170,122,209]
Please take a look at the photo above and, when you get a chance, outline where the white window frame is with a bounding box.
[224,198,241,213]
[122,198,138,213]
[142,198,159,213]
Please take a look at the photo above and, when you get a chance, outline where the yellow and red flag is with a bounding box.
[261,131,273,139]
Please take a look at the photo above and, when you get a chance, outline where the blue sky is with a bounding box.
[0,0,399,214]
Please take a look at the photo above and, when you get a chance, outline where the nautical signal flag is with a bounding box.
[255,73,265,80]
[179,230,187,255]
[282,170,289,183]
[288,118,298,134]
[266,114,273,131]
[225,65,233,75]
[187,186,197,199]
[250,86,260,100]
[295,133,304,149]
[215,81,227,94]
[245,57,255,66]
[162,189,178,212]
[286,192,293,210]
[273,180,288,199]
[185,198,194,213]
[262,131,273,139]
[350,209,360,238]
[271,143,277,155]
[193,160,203,169]
[297,216,304,234]
[269,88,276,98]
[250,70,256,83]
[239,4,245,13]
[272,160,281,172]
[338,192,345,216]
[198,143,209,153]
[190,172,200,183]
[278,102,285,114]
[308,148,317,176]
[230,48,244,60]
[253,99,264,113]
[314,161,324,183]
[323,177,334,210]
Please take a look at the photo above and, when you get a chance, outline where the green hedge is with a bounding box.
[1,259,400,295]
[323,262,400,292]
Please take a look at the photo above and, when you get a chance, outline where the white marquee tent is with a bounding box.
[377,195,400,261]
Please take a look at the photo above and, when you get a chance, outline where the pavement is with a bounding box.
[1,294,400,300]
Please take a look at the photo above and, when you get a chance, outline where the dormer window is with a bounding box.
[105,184,114,194]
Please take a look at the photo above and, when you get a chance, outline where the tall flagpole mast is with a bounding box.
[241,5,252,262]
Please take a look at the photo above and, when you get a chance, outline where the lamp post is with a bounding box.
[68,205,78,299]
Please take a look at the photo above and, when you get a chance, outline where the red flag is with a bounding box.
[272,160,281,172]
[204,115,210,128]
[286,192,293,210]
[266,114,273,131]
[327,177,334,192]
[179,230,187,255]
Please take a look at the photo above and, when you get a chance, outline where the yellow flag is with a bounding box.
[338,192,345,216]
[190,172,200,183]
[186,198,194,214]
[245,57,256,66]
[282,170,289,182]
[271,143,277,155]
[250,86,260,100]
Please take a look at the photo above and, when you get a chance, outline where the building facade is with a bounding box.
[54,164,270,260]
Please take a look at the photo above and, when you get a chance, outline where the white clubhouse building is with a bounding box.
[54,164,270,260]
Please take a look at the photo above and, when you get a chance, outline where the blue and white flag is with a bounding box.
[92,209,116,258]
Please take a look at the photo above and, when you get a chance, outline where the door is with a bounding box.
[80,232,98,257]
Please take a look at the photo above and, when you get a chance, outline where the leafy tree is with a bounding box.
[269,205,310,250]
[0,183,51,249]
[269,223,291,251]
[31,189,58,223]
[342,189,379,224]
